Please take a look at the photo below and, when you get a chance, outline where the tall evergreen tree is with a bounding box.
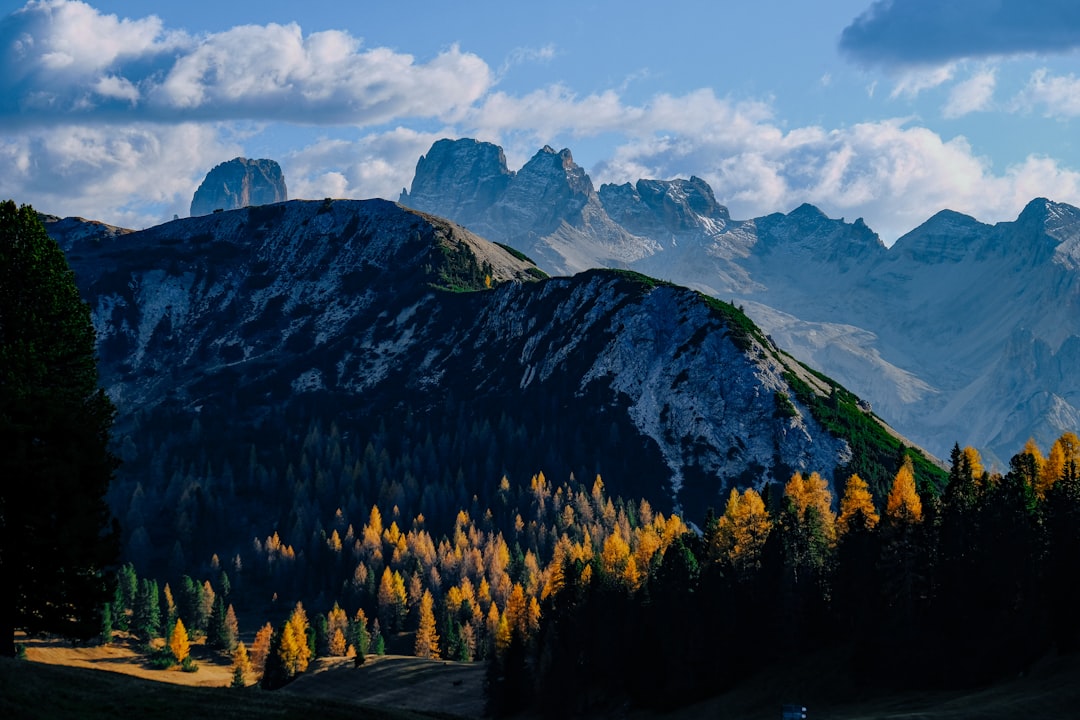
[0,201,119,656]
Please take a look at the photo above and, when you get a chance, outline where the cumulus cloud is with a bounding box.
[840,0,1080,67]
[0,122,241,227]
[565,91,1080,243]
[286,127,450,202]
[943,68,996,118]
[0,0,492,126]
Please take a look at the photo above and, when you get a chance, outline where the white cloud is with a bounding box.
[1014,68,1080,117]
[0,123,240,227]
[889,64,955,99]
[286,127,451,203]
[943,68,996,118]
[1,2,493,126]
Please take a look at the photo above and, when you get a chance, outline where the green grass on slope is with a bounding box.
[0,657,451,720]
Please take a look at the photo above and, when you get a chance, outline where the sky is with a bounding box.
[3,0,1080,244]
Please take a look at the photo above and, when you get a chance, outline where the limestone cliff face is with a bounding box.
[402,140,652,273]
[190,158,287,217]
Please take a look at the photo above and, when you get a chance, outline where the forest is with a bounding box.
[101,429,1080,715]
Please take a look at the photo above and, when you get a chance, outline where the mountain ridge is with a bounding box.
[45,199,938,543]
[399,138,1080,465]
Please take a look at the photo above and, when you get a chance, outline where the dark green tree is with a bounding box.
[0,201,119,656]
[131,578,161,643]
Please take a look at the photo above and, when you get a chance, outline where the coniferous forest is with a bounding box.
[103,418,1080,715]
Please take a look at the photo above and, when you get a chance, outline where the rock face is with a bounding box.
[402,142,656,273]
[52,199,926,527]
[190,158,287,217]
[400,138,1080,465]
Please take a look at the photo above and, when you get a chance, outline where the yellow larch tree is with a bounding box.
[250,622,273,677]
[169,617,190,664]
[713,487,772,574]
[378,567,408,631]
[886,457,923,524]
[414,589,440,659]
[328,627,347,657]
[962,446,985,486]
[837,474,879,535]
[231,641,253,686]
[279,603,312,677]
[503,583,529,641]
[1040,440,1066,498]
[494,610,512,656]
[599,532,633,583]
[327,603,349,656]
[485,602,501,654]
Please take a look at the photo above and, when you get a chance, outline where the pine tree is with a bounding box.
[351,609,371,658]
[98,602,113,645]
[131,579,161,643]
[1,201,120,655]
[371,619,386,655]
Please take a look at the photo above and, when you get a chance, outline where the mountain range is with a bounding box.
[43,199,938,571]
[400,138,1080,466]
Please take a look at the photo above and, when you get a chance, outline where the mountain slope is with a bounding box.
[46,199,935,570]
[400,138,1080,464]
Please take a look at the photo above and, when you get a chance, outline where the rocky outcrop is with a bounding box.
[402,140,653,273]
[190,158,287,217]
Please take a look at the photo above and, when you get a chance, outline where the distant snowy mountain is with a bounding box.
[400,138,1080,465]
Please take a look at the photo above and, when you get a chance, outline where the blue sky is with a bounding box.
[3,0,1080,243]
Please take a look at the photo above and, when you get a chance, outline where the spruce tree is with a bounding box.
[0,201,119,655]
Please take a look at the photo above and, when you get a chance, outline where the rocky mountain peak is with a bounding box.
[399,138,513,226]
[892,209,986,264]
[600,176,731,240]
[190,157,287,217]
[755,203,885,262]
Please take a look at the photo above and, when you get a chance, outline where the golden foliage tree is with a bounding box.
[414,589,440,659]
[962,446,985,485]
[712,486,772,574]
[169,617,190,664]
[231,641,253,687]
[250,622,273,678]
[886,457,923,524]
[837,474,879,534]
[278,602,311,677]
[328,628,347,657]
[378,567,408,632]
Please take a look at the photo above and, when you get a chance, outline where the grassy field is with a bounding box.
[5,637,1080,719]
